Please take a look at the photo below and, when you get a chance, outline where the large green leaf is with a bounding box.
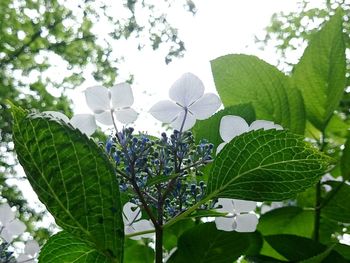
[206,129,332,201]
[192,104,255,150]
[341,137,350,179]
[39,232,110,263]
[265,235,346,262]
[322,183,350,223]
[167,223,262,263]
[211,54,305,134]
[124,240,154,263]
[11,106,123,262]
[258,206,314,237]
[292,10,346,131]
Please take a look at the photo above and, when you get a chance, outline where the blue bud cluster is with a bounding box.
[104,128,213,222]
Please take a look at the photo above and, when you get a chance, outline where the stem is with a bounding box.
[155,226,163,263]
[313,132,326,242]
[313,181,321,242]
[155,185,164,263]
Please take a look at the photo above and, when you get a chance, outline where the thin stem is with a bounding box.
[313,132,326,242]
[111,110,119,135]
[155,184,164,263]
[179,108,188,134]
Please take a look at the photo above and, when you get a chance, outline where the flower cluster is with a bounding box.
[105,127,213,220]
[46,72,283,236]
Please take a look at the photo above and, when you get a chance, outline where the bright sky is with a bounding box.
[67,0,316,134]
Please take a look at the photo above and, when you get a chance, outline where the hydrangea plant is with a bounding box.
[7,10,350,263]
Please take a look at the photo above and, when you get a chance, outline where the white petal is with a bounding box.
[215,198,235,213]
[17,254,32,262]
[1,229,14,243]
[0,203,15,225]
[125,225,136,236]
[169,73,204,107]
[123,202,141,225]
[235,214,259,232]
[233,199,257,213]
[6,219,26,236]
[111,83,134,108]
[170,111,196,131]
[24,240,40,256]
[219,116,249,142]
[130,219,154,240]
[43,111,69,123]
[189,93,221,120]
[216,142,227,155]
[249,120,276,131]
[149,100,182,123]
[115,108,138,124]
[274,124,283,130]
[95,111,114,126]
[84,86,111,113]
[215,217,236,232]
[70,114,97,136]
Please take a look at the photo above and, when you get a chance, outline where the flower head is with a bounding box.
[85,83,138,126]
[149,73,221,131]
[217,115,283,154]
[122,202,154,240]
[214,198,258,232]
[0,203,26,243]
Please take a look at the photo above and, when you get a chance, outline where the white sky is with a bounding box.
[67,0,314,134]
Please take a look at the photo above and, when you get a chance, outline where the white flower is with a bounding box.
[85,83,138,126]
[214,198,258,232]
[43,111,97,136]
[122,202,154,240]
[0,203,26,243]
[149,73,221,131]
[217,115,283,154]
[17,239,40,263]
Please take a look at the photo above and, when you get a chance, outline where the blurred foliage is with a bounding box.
[0,0,196,242]
[257,0,350,120]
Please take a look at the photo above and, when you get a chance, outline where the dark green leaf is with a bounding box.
[322,183,350,223]
[11,106,123,261]
[39,232,110,263]
[124,242,154,263]
[211,54,305,134]
[265,235,346,262]
[206,130,332,201]
[341,137,350,179]
[167,223,262,263]
[334,244,350,260]
[258,206,314,237]
[163,219,195,251]
[292,10,346,131]
[192,104,256,150]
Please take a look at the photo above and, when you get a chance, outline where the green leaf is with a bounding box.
[206,129,332,201]
[192,104,256,150]
[211,54,305,134]
[341,137,350,179]
[292,10,346,131]
[124,241,154,263]
[299,246,334,263]
[258,206,314,237]
[11,107,123,261]
[265,235,346,262]
[163,219,195,251]
[334,244,350,260]
[39,231,110,263]
[167,223,262,263]
[322,183,350,223]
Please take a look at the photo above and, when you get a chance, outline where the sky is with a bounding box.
[66,0,314,134]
